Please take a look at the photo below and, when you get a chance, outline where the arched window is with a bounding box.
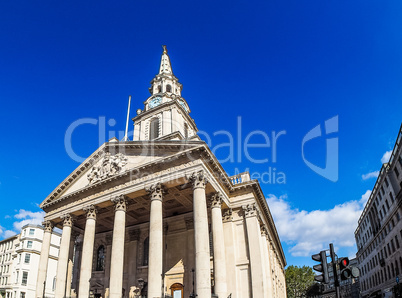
[158,85,161,93]
[171,283,184,298]
[96,245,105,271]
[166,84,172,93]
[149,118,159,140]
[143,237,149,266]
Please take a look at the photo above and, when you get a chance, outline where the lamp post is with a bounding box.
[189,268,196,298]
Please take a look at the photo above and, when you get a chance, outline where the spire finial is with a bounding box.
[162,45,167,54]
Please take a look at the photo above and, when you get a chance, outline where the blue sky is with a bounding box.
[0,0,401,268]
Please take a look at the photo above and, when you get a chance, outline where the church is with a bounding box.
[36,46,287,298]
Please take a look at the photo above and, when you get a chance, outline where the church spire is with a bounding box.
[149,45,182,97]
[159,45,173,74]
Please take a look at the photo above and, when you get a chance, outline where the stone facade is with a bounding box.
[36,47,287,298]
[355,124,402,298]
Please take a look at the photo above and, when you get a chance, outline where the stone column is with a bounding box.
[259,226,269,298]
[36,220,53,298]
[146,183,164,298]
[222,209,236,298]
[209,193,227,298]
[66,231,78,297]
[264,235,274,298]
[78,205,97,298]
[109,195,127,298]
[189,171,211,297]
[127,230,140,294]
[243,204,265,298]
[55,214,75,298]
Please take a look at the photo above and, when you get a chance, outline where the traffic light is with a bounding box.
[339,257,352,280]
[312,251,329,283]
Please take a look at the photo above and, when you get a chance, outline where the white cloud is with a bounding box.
[359,190,372,206]
[0,209,45,240]
[362,171,379,180]
[3,230,16,238]
[12,209,45,231]
[381,150,392,164]
[267,194,365,257]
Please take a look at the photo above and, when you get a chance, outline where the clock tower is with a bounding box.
[132,46,198,141]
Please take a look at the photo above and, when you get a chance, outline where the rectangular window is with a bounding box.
[21,272,28,286]
[385,177,389,187]
[386,200,390,210]
[24,254,30,264]
[15,271,19,283]
[26,241,32,249]
[390,192,394,202]
[29,229,34,236]
[20,293,25,298]
[395,166,400,177]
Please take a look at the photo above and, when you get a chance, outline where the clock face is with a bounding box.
[149,97,162,108]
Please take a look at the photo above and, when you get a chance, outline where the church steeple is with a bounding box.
[132,46,198,142]
[149,46,182,97]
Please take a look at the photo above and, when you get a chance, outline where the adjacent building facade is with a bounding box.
[0,235,18,298]
[35,47,287,298]
[355,124,402,298]
[0,225,61,298]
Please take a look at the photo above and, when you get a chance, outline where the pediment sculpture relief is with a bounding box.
[87,152,128,184]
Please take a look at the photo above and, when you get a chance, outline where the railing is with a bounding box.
[229,172,251,185]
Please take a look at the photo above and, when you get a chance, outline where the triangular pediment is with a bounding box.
[40,140,205,209]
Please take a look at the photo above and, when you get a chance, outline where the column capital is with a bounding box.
[209,192,223,209]
[222,208,233,222]
[83,205,97,219]
[61,213,75,227]
[146,183,165,201]
[242,203,258,218]
[111,195,127,212]
[188,170,208,190]
[42,220,54,233]
[260,226,267,237]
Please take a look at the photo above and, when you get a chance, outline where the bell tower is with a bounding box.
[132,46,198,141]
